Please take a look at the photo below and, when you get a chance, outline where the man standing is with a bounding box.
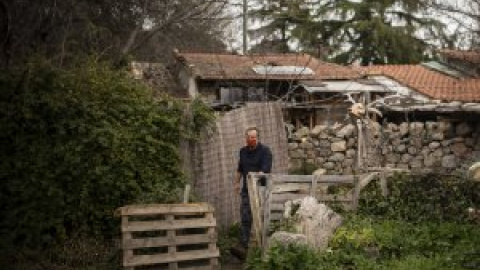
[234,127,272,252]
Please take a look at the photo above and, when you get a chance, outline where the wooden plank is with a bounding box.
[125,249,220,267]
[167,214,178,270]
[118,203,214,216]
[271,193,310,203]
[316,175,356,183]
[271,174,314,183]
[123,233,216,249]
[247,174,263,247]
[206,213,220,270]
[272,183,311,193]
[122,216,134,270]
[123,217,216,232]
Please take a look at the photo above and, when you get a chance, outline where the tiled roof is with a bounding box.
[176,52,362,80]
[360,65,480,102]
[439,49,480,65]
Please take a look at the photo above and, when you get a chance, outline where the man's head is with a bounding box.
[245,127,259,148]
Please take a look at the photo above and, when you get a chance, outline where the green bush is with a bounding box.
[0,59,188,248]
[246,244,324,270]
[359,173,480,222]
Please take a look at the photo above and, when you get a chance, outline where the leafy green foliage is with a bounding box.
[246,244,324,270]
[0,59,187,247]
[359,173,480,222]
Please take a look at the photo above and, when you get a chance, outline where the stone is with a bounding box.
[347,138,356,148]
[468,162,480,182]
[300,140,314,149]
[407,147,417,155]
[425,121,438,131]
[456,122,472,136]
[424,156,438,167]
[441,140,451,147]
[318,139,331,148]
[401,154,413,163]
[430,132,444,141]
[288,142,298,150]
[336,124,356,138]
[294,127,310,141]
[270,231,308,247]
[329,153,345,162]
[346,149,356,158]
[289,149,305,159]
[395,144,407,153]
[451,143,468,156]
[323,162,335,170]
[410,122,424,135]
[465,138,475,147]
[442,155,457,168]
[306,150,316,158]
[386,123,399,132]
[310,125,328,137]
[410,159,423,168]
[429,142,441,149]
[315,157,326,165]
[313,168,327,176]
[294,197,343,250]
[317,149,332,157]
[331,140,347,152]
[399,122,409,136]
[344,159,355,167]
[432,148,443,158]
[385,154,399,163]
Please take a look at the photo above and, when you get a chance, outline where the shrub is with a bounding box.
[0,59,188,248]
[359,173,480,222]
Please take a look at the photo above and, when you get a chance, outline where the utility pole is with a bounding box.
[243,0,248,55]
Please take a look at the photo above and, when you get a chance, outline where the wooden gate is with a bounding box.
[117,203,220,270]
[247,173,362,249]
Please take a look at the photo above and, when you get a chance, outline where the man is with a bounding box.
[234,127,272,252]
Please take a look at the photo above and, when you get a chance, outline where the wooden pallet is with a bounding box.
[117,203,220,270]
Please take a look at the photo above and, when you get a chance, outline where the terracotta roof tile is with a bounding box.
[176,52,362,80]
[359,65,480,102]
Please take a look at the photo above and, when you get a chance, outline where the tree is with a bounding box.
[307,0,447,65]
[429,0,480,49]
[248,0,314,53]
[0,0,229,67]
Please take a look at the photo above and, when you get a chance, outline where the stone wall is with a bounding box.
[288,121,480,174]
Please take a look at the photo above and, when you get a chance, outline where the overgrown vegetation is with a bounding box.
[0,58,215,269]
[246,173,480,270]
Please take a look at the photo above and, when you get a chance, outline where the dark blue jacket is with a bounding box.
[237,143,272,192]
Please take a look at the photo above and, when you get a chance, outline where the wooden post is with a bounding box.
[122,216,134,270]
[183,184,191,203]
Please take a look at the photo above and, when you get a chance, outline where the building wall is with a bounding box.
[288,120,480,174]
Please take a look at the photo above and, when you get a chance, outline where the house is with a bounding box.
[173,51,395,128]
[358,49,480,121]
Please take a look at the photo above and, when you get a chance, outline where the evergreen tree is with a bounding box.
[308,0,446,65]
[249,0,314,53]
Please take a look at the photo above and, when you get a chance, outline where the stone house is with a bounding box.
[173,51,398,128]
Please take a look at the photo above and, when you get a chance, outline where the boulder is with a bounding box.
[284,197,343,250]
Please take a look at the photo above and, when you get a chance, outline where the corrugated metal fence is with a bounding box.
[192,102,289,228]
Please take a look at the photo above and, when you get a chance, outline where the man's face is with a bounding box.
[246,130,258,148]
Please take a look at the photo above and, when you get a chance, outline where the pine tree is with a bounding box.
[248,0,314,53]
[307,0,446,65]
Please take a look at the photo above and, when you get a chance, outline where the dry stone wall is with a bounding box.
[288,121,480,174]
